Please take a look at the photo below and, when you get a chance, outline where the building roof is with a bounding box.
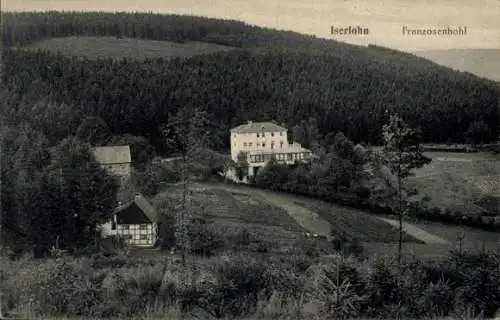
[114,194,158,223]
[91,145,131,165]
[230,121,287,134]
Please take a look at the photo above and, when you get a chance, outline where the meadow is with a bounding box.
[409,151,500,215]
[17,36,236,60]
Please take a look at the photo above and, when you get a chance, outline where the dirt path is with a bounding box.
[194,182,449,244]
[253,191,332,236]
[377,217,450,244]
[195,183,332,236]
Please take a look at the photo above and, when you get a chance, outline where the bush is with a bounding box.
[26,259,105,317]
[185,256,273,319]
[232,228,254,247]
[330,232,364,257]
[309,257,367,319]
[187,219,225,257]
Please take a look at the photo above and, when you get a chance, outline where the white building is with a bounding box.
[230,121,313,177]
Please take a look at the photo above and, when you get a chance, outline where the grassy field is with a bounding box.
[412,221,499,252]
[292,199,421,243]
[153,185,307,252]
[18,36,236,59]
[153,183,430,258]
[409,151,500,214]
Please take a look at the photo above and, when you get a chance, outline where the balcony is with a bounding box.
[248,151,312,164]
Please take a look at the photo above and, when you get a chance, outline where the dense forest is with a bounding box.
[2,11,499,154]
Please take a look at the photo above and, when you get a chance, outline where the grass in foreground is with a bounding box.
[2,249,499,319]
[18,36,236,60]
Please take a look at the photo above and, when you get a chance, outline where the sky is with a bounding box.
[3,0,499,51]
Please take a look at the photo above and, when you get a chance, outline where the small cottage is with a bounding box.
[101,194,159,247]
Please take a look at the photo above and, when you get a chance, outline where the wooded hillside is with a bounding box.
[2,11,499,154]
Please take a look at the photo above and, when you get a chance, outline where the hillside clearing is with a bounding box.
[154,185,306,251]
[18,36,236,59]
[410,221,499,252]
[409,151,500,214]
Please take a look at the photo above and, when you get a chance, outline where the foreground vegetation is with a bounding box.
[1,248,499,319]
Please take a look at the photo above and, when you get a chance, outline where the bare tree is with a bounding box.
[162,108,210,267]
[379,114,430,265]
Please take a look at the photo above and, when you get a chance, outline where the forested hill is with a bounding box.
[1,11,499,153]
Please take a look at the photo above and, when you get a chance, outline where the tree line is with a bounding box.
[0,123,120,256]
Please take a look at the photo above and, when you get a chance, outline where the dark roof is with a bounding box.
[114,194,158,224]
[230,121,286,134]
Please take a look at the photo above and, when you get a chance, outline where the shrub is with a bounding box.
[25,259,105,317]
[309,257,367,319]
[300,239,321,258]
[187,219,225,257]
[232,228,254,247]
[184,256,273,319]
[330,232,364,257]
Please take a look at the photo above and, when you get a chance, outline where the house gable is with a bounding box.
[113,194,158,225]
[115,202,152,224]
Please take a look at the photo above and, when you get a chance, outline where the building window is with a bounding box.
[280,141,283,148]
[262,143,266,148]
[122,225,129,230]
[280,132,283,136]
[249,142,253,147]
[257,142,260,147]
[257,133,260,137]
[111,221,116,230]
[140,224,147,230]
[243,142,247,147]
[140,235,148,240]
[271,132,274,137]
[287,154,293,160]
[271,141,274,149]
